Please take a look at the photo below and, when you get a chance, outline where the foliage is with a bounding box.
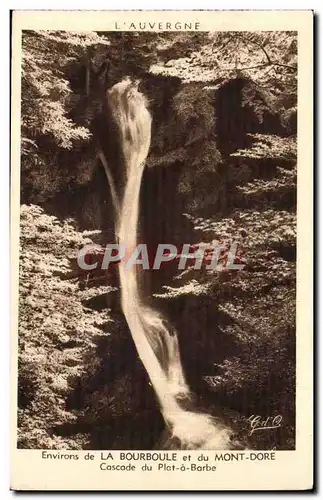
[156,32,209,61]
[151,31,297,97]
[18,204,113,448]
[21,30,111,201]
[155,110,296,449]
[231,134,297,161]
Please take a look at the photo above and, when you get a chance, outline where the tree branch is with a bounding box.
[272,63,297,71]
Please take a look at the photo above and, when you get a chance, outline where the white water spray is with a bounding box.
[104,78,233,449]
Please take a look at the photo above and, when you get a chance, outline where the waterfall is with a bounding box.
[104,78,233,449]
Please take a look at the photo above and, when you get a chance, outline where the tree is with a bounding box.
[151,31,297,99]
[21,30,110,201]
[18,204,114,448]
[155,110,296,450]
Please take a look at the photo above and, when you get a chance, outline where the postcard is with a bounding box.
[10,9,313,490]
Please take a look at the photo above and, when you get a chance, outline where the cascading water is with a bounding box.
[103,78,233,449]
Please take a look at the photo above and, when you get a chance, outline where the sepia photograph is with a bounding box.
[15,26,300,453]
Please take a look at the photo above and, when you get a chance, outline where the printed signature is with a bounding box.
[248,415,283,436]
